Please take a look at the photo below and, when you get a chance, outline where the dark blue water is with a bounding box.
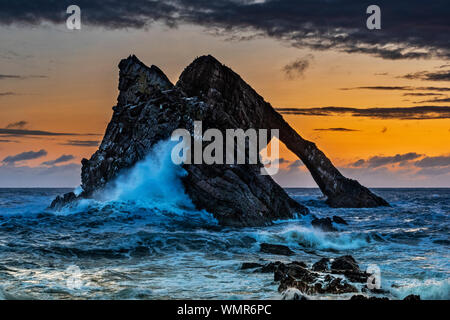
[0,187,448,300]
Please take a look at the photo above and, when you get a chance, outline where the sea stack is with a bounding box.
[51,55,388,226]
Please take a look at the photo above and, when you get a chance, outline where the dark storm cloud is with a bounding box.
[41,154,75,166]
[401,70,450,82]
[414,156,450,168]
[283,55,313,79]
[5,121,27,129]
[352,152,422,168]
[313,127,359,132]
[0,0,449,60]
[276,106,450,120]
[2,149,48,164]
[339,86,450,92]
[61,140,100,147]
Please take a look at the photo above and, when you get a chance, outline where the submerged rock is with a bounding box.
[332,216,348,225]
[403,294,421,301]
[330,255,369,283]
[311,217,337,232]
[260,243,294,256]
[281,288,309,300]
[276,262,358,295]
[50,192,76,210]
[245,255,392,298]
[240,262,264,270]
[51,54,389,226]
[311,258,330,272]
[350,295,389,301]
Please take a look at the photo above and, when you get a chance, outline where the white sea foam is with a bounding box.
[254,224,369,251]
[390,278,450,300]
[102,140,193,210]
[59,140,218,226]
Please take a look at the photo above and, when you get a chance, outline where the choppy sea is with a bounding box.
[0,185,448,300]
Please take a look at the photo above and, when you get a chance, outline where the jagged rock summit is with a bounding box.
[51,54,388,227]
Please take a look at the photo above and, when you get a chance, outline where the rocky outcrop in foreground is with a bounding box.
[242,254,420,300]
[51,55,388,226]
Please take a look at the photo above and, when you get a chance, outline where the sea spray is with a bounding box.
[252,224,370,251]
[54,140,218,228]
[103,140,193,211]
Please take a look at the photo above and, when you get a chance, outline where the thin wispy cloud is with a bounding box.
[41,154,75,166]
[0,91,18,97]
[313,127,359,132]
[283,55,313,79]
[352,152,422,168]
[403,93,444,97]
[413,97,450,104]
[288,160,304,169]
[5,121,28,129]
[0,74,47,80]
[0,128,101,137]
[61,140,100,147]
[400,70,450,82]
[339,86,450,92]
[276,106,450,120]
[415,156,450,168]
[2,149,48,165]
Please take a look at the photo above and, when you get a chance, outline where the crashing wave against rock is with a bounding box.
[51,54,388,226]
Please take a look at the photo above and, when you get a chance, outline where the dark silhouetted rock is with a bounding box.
[177,55,388,209]
[50,192,76,210]
[50,54,389,226]
[258,261,283,273]
[282,288,309,300]
[274,262,309,281]
[260,243,294,256]
[331,255,360,272]
[362,286,390,295]
[350,295,389,301]
[403,294,421,301]
[331,255,369,283]
[332,215,348,225]
[311,217,337,232]
[312,258,330,272]
[240,262,264,270]
[276,262,358,295]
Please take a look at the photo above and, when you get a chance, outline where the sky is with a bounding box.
[0,0,449,188]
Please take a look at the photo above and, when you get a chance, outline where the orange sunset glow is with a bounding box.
[1,11,449,187]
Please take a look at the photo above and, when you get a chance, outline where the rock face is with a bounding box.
[260,243,294,256]
[51,54,388,226]
[245,255,375,298]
